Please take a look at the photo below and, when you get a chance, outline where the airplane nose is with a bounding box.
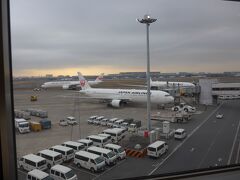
[169,96,174,103]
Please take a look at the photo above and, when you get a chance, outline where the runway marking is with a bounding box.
[148,103,224,175]
[197,120,224,168]
[152,163,161,167]
[227,117,240,165]
[190,147,195,152]
[68,164,97,177]
[235,137,240,164]
[92,159,126,180]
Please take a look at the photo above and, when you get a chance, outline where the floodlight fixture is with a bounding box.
[137,14,157,25]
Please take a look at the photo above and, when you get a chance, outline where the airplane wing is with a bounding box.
[58,95,131,102]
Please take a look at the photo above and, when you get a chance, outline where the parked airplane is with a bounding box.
[150,78,195,89]
[119,78,195,90]
[41,73,104,90]
[77,72,174,108]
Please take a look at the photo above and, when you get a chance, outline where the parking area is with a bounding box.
[14,88,215,179]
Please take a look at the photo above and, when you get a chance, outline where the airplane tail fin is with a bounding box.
[77,72,91,90]
[95,73,104,82]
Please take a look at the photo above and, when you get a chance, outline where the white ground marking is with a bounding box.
[197,123,224,168]
[68,164,97,177]
[227,117,240,165]
[235,136,240,164]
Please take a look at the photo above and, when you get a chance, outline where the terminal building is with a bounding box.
[199,79,240,105]
[212,83,240,99]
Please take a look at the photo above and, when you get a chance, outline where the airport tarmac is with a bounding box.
[14,88,239,180]
[14,89,155,157]
[150,100,240,176]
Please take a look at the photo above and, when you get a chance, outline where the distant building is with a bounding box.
[45,74,53,78]
[107,72,161,79]
[212,83,240,97]
[178,72,192,77]
[199,79,240,105]
[57,75,65,78]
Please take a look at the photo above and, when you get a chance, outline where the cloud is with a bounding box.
[10,0,240,76]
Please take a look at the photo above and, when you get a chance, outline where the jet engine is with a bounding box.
[62,85,70,90]
[110,100,123,108]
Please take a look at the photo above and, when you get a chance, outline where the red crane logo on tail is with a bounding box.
[80,80,86,86]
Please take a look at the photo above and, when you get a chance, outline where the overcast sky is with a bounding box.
[10,0,240,76]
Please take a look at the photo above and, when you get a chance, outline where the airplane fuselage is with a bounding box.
[41,80,101,88]
[80,88,174,104]
[151,81,195,88]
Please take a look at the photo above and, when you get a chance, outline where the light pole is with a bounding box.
[137,14,157,132]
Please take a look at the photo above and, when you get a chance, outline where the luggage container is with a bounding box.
[30,122,42,132]
[14,109,31,120]
[26,108,37,116]
[38,110,48,118]
[39,119,51,129]
[25,108,48,118]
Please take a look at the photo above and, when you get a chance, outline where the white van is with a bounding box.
[174,128,186,140]
[74,150,105,172]
[100,118,109,126]
[147,141,168,158]
[19,154,47,172]
[62,141,85,152]
[103,128,124,143]
[37,149,63,168]
[93,116,104,125]
[15,118,30,133]
[104,143,126,160]
[112,119,124,128]
[87,146,117,166]
[107,118,118,127]
[98,133,111,141]
[67,116,77,125]
[27,169,51,180]
[49,145,74,162]
[120,122,129,131]
[50,164,77,180]
[87,115,98,124]
[77,139,93,148]
[87,135,109,147]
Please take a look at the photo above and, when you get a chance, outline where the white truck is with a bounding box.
[172,103,196,113]
[15,118,30,133]
[67,116,77,125]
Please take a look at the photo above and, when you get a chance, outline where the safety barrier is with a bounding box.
[125,148,147,158]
